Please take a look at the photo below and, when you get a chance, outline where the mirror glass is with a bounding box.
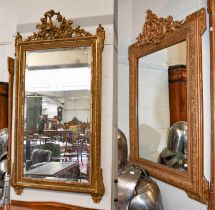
[138,41,188,172]
[24,47,91,182]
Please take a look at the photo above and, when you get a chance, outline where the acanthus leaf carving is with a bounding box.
[135,10,183,45]
[26,10,91,41]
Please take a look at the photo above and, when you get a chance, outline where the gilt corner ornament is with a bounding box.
[135,10,183,46]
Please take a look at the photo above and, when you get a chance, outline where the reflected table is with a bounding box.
[25,162,76,178]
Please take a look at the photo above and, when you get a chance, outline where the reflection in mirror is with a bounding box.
[24,47,91,182]
[138,41,188,171]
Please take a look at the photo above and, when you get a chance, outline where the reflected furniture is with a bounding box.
[26,149,52,171]
[25,162,77,179]
[67,117,90,134]
[43,130,73,139]
[168,65,187,126]
[129,8,208,203]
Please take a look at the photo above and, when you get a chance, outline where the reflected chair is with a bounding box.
[26,148,52,171]
[63,143,79,163]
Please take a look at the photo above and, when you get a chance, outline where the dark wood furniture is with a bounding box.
[168,65,187,126]
[67,117,90,134]
[25,162,76,178]
[0,82,8,130]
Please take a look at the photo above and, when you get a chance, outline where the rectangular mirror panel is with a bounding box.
[138,41,188,172]
[24,47,91,182]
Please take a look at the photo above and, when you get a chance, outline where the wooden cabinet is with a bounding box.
[168,65,187,126]
[0,82,8,130]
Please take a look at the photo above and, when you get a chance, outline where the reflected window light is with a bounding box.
[25,67,91,92]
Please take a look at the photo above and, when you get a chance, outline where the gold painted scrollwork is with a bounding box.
[26,10,91,41]
[136,10,183,45]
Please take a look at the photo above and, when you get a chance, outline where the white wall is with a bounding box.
[14,0,113,25]
[0,0,16,82]
[118,0,133,154]
[63,97,90,123]
[118,0,210,210]
[0,0,115,209]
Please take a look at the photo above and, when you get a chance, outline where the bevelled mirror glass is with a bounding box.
[12,10,105,203]
[24,47,91,181]
[129,9,209,204]
[138,41,188,171]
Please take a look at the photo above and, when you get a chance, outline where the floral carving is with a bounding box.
[135,10,183,45]
[26,10,91,41]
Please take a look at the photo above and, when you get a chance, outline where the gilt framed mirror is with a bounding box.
[12,10,105,202]
[129,8,209,203]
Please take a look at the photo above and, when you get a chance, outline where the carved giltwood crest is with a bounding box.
[26,10,92,41]
[136,10,183,45]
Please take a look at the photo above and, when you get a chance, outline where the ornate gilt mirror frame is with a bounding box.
[12,10,105,202]
[129,8,209,203]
